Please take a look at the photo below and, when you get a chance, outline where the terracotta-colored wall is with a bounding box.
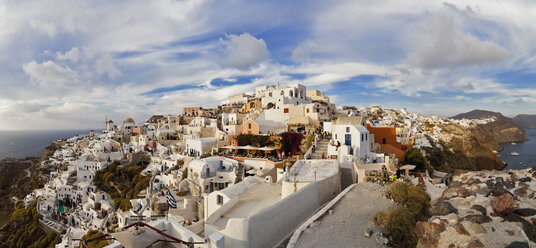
[367,125,397,145]
[380,144,406,162]
[240,119,259,134]
[367,125,413,162]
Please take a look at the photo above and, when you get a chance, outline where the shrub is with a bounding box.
[281,132,304,156]
[0,202,61,248]
[373,182,430,247]
[200,153,212,159]
[236,134,273,147]
[79,230,109,248]
[305,134,315,150]
[373,207,417,247]
[388,181,430,220]
[94,162,150,212]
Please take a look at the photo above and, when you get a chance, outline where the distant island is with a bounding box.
[513,114,536,129]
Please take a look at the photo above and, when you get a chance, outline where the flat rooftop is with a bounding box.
[285,160,339,182]
[212,182,281,230]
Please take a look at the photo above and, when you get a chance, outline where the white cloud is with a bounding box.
[1,0,536,129]
[23,60,80,88]
[96,54,121,78]
[410,14,511,68]
[29,19,57,37]
[56,47,91,63]
[218,33,269,70]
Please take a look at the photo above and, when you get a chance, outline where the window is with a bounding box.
[217,195,224,205]
[366,133,368,140]
[361,134,364,142]
[269,92,272,97]
[284,108,289,113]
[281,91,284,95]
[346,127,350,132]
[382,138,386,144]
[248,123,252,129]
[307,108,310,113]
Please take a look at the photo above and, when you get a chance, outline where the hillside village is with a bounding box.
[20,83,526,248]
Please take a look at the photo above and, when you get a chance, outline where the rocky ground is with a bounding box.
[416,168,536,248]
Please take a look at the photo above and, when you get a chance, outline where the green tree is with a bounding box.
[405,148,426,171]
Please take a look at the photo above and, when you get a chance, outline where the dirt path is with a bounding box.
[294,183,394,248]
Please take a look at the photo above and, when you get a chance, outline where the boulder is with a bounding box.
[453,222,469,236]
[514,186,529,198]
[514,208,536,217]
[461,215,492,224]
[503,213,536,243]
[430,202,458,216]
[467,223,487,234]
[504,179,516,189]
[491,193,518,214]
[470,205,486,215]
[487,187,512,197]
[470,178,481,184]
[505,242,529,248]
[467,239,484,248]
[518,177,531,183]
[415,221,445,247]
[442,187,476,200]
[475,186,489,195]
[485,180,495,189]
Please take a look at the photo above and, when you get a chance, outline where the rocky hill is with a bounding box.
[415,169,536,247]
[426,111,526,171]
[450,109,504,120]
[513,114,536,129]
[450,109,526,151]
[0,143,60,228]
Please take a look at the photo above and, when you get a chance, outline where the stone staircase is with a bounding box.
[237,163,245,181]
[310,138,329,159]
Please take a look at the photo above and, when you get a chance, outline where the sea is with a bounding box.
[0,130,93,159]
[499,128,536,170]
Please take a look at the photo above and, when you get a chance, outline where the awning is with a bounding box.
[222,145,241,149]
[222,145,275,151]
[258,146,275,151]
[242,145,258,150]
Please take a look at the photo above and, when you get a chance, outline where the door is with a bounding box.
[345,134,351,146]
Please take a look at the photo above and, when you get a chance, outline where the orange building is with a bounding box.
[239,99,262,113]
[240,119,260,134]
[366,124,412,162]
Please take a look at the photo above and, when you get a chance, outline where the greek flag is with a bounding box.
[166,189,177,209]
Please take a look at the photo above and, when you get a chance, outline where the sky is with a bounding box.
[1,0,536,130]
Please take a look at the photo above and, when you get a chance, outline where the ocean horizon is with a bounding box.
[0,129,97,159]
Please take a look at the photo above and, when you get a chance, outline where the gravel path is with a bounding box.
[293,183,394,248]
